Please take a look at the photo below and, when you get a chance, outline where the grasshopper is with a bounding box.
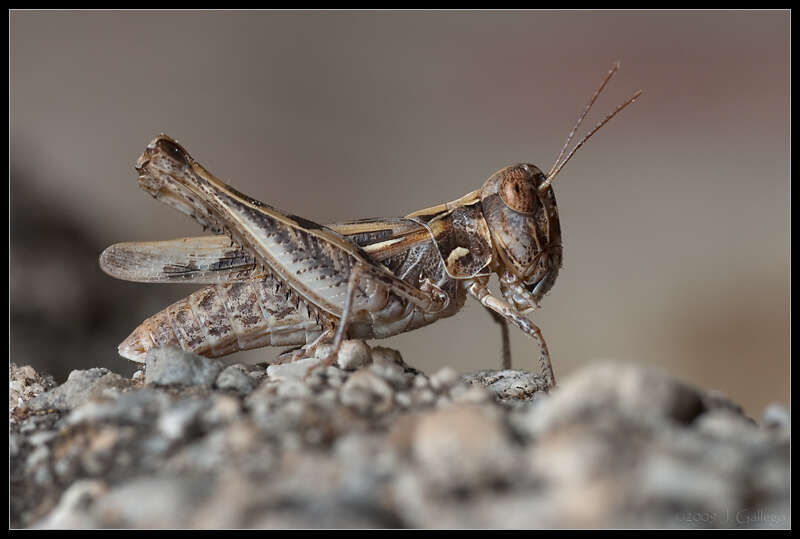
[100,63,640,390]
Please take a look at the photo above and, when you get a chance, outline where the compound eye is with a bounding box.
[499,169,539,213]
[156,138,189,167]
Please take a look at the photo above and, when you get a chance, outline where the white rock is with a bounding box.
[335,340,372,370]
[266,357,321,382]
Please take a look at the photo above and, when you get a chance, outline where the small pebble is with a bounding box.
[429,367,461,392]
[340,369,394,415]
[28,368,133,411]
[145,348,224,387]
[761,403,790,430]
[334,340,372,370]
[215,365,255,394]
[413,374,429,389]
[371,346,405,367]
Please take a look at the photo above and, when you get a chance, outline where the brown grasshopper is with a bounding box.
[100,63,640,390]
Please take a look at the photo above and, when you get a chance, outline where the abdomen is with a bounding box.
[118,276,324,362]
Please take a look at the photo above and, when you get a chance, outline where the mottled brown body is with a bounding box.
[112,219,467,361]
[101,63,640,389]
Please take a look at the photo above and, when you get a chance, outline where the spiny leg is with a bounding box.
[305,264,363,377]
[468,278,555,390]
[484,305,512,369]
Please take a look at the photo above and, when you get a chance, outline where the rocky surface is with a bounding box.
[9,345,790,529]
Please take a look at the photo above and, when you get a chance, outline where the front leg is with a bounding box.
[467,278,555,390]
[484,306,512,370]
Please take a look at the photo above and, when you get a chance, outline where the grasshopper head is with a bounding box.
[480,164,562,308]
[473,63,641,310]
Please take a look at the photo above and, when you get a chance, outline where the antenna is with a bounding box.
[547,61,620,180]
[539,63,642,192]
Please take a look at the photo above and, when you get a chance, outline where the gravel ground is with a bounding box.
[9,344,790,529]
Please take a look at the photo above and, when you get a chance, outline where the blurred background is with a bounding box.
[11,11,788,417]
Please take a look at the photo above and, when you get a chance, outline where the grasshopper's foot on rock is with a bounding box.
[276,346,305,364]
